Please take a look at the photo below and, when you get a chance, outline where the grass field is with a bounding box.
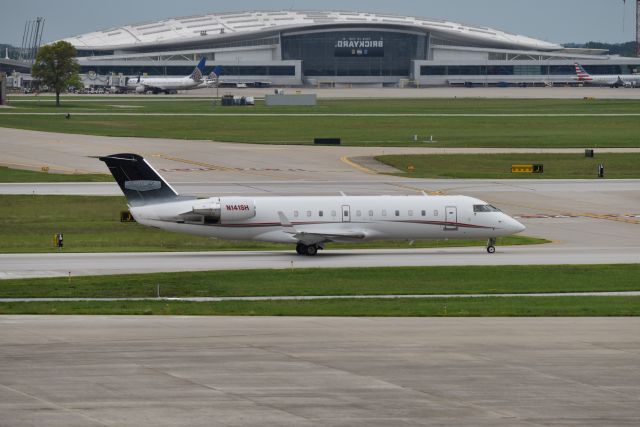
[6,97,640,114]
[1,297,639,316]
[1,265,638,316]
[0,195,547,253]
[2,98,640,147]
[1,265,638,298]
[0,166,112,182]
[377,153,640,179]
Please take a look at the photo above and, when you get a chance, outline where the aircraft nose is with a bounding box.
[510,217,526,233]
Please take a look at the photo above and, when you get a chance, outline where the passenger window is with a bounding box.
[368,210,374,217]
[421,210,426,217]
[395,210,400,217]
[319,210,323,217]
[307,211,312,217]
[294,210,299,218]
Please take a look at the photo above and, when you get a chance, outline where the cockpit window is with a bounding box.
[473,204,501,213]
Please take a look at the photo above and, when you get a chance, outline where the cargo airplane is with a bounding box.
[100,154,526,255]
[127,58,207,94]
[574,63,640,88]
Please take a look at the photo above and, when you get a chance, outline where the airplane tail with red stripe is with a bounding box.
[574,63,592,81]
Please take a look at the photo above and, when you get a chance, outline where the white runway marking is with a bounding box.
[2,291,640,302]
[1,246,639,279]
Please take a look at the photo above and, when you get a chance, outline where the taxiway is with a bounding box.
[2,244,639,279]
[1,316,639,426]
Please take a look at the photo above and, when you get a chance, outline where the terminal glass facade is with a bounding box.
[421,64,640,76]
[79,65,295,76]
[282,30,426,77]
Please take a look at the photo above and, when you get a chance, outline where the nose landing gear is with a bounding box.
[296,242,320,256]
[486,238,497,254]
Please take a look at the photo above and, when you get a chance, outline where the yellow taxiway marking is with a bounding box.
[579,213,640,225]
[152,153,288,179]
[388,182,444,196]
[152,154,236,172]
[0,161,97,175]
[339,156,378,175]
[492,200,640,225]
[339,157,444,195]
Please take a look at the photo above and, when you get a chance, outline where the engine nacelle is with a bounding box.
[187,198,255,224]
[135,85,145,94]
[219,197,256,221]
[192,200,221,218]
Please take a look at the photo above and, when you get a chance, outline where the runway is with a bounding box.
[2,245,639,279]
[3,291,640,302]
[1,315,639,426]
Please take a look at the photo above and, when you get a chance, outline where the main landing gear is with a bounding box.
[486,238,497,254]
[296,242,320,256]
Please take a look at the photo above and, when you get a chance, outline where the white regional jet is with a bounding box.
[575,63,640,88]
[127,58,207,94]
[100,154,526,255]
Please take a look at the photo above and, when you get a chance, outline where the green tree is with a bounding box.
[31,41,79,107]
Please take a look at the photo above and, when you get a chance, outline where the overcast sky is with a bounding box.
[0,0,635,46]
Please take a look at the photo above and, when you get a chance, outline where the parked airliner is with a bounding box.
[100,153,526,255]
[575,63,640,88]
[197,66,223,89]
[127,58,207,94]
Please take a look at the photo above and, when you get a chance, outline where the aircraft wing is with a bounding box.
[277,211,366,244]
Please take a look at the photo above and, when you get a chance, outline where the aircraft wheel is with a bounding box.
[306,245,318,256]
[296,243,306,255]
[487,246,496,254]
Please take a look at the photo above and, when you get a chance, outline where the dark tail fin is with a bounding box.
[189,57,206,80]
[99,153,180,206]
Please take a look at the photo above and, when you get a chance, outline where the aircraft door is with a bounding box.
[341,205,351,223]
[444,206,458,230]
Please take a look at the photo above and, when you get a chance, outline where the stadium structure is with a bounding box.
[59,10,640,87]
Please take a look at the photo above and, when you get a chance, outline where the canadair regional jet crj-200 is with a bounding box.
[100,154,526,255]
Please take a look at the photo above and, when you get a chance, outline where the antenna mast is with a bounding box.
[636,0,640,56]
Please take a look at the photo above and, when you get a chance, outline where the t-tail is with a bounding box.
[189,57,207,81]
[99,153,189,207]
[574,63,592,81]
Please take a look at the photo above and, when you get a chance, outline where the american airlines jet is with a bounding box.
[574,63,640,88]
[100,154,526,255]
[127,58,207,94]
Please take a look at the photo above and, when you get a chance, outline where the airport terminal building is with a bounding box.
[61,10,640,87]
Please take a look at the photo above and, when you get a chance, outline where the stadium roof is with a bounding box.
[62,10,562,52]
